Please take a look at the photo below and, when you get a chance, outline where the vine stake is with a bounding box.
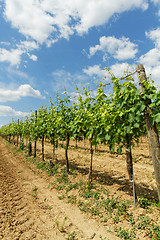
[136,64,160,201]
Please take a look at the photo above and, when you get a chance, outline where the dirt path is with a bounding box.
[0,138,120,240]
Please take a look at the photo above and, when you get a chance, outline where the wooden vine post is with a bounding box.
[136,64,160,201]
[17,119,19,147]
[34,110,37,158]
[88,139,93,183]
[42,134,45,161]
[65,133,70,173]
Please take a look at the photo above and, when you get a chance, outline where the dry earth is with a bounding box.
[0,136,160,240]
[0,137,120,240]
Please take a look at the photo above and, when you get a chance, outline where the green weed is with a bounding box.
[56,171,70,184]
[58,194,65,200]
[56,183,66,190]
[67,195,77,204]
[67,231,78,240]
[89,206,102,216]
[136,216,151,230]
[48,164,59,176]
[148,224,160,239]
[139,196,152,209]
[77,200,90,212]
[46,204,52,210]
[101,196,118,213]
[56,216,68,233]
[37,161,47,170]
[126,213,135,226]
[99,235,107,240]
[117,201,127,215]
[115,227,135,240]
[65,183,79,193]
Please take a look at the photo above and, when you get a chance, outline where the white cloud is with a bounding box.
[1,0,148,66]
[110,63,136,78]
[0,48,23,65]
[151,0,160,3]
[83,63,137,84]
[139,48,160,67]
[18,40,39,51]
[18,84,45,98]
[7,67,31,80]
[0,84,45,102]
[139,48,160,86]
[72,0,148,35]
[0,105,29,117]
[0,41,11,46]
[141,27,160,85]
[89,36,138,61]
[0,40,39,66]
[4,0,55,44]
[146,28,160,48]
[28,54,38,61]
[3,0,148,44]
[142,65,160,87]
[151,0,160,16]
[83,65,106,78]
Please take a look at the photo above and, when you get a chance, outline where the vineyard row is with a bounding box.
[1,65,160,201]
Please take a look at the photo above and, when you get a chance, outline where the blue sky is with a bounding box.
[0,0,160,127]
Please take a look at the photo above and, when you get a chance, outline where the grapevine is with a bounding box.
[1,66,160,201]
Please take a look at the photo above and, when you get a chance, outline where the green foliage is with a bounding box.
[65,183,79,193]
[19,137,24,150]
[81,188,101,200]
[109,71,146,148]
[1,67,160,163]
[115,227,135,240]
[56,216,68,233]
[99,235,107,240]
[58,194,65,200]
[56,171,70,184]
[37,161,47,170]
[89,206,102,216]
[77,200,90,212]
[148,224,160,239]
[67,231,78,240]
[139,196,152,209]
[127,213,135,226]
[136,216,151,230]
[67,195,77,204]
[101,196,118,213]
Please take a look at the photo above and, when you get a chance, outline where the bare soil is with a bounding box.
[0,136,159,240]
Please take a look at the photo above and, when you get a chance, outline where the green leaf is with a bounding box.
[124,125,131,134]
[117,145,123,154]
[134,122,140,128]
[105,134,111,141]
[128,112,135,123]
[153,113,160,123]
